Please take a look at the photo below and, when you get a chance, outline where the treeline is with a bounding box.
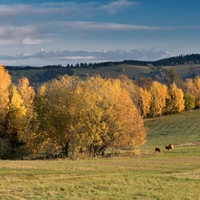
[30,67,74,84]
[0,64,146,160]
[0,64,199,160]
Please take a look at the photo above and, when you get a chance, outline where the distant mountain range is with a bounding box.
[0,48,176,66]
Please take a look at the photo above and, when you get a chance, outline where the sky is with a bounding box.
[0,0,200,66]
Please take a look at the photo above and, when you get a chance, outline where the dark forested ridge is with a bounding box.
[115,53,200,66]
[5,54,200,70]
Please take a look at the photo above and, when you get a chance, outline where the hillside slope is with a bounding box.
[142,110,200,151]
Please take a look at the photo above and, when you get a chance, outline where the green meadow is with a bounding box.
[142,109,200,151]
[0,110,200,199]
[53,63,200,81]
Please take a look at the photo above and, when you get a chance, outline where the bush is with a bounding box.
[0,138,12,159]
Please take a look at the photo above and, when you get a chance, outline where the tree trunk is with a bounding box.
[62,142,69,158]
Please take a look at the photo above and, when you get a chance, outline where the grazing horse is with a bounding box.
[155,147,161,153]
[165,144,175,151]
[165,145,170,150]
[168,144,174,149]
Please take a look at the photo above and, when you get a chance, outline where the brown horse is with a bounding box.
[155,147,161,153]
[168,144,174,149]
[165,145,170,150]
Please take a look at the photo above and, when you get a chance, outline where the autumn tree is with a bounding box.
[166,83,185,114]
[5,85,27,152]
[33,75,82,158]
[17,77,35,142]
[182,78,198,97]
[193,76,200,108]
[0,65,11,129]
[136,77,153,90]
[82,76,146,156]
[139,87,151,118]
[149,81,168,117]
[165,68,183,88]
[184,92,195,111]
[182,78,196,109]
[29,83,52,156]
[117,74,140,109]
[32,75,146,158]
[0,64,12,159]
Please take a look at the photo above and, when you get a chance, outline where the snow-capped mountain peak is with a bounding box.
[0,48,176,66]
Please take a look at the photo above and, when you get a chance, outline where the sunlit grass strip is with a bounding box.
[0,145,200,199]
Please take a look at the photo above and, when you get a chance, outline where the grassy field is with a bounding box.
[9,69,47,83]
[68,63,200,81]
[0,111,200,199]
[142,109,200,152]
[72,64,153,80]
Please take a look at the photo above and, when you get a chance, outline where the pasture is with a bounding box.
[0,110,200,199]
[9,69,47,83]
[59,63,200,81]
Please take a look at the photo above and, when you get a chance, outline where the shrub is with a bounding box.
[0,138,12,159]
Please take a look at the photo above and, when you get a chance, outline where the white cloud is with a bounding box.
[53,20,200,33]
[0,25,48,44]
[0,1,137,21]
[100,0,137,14]
[54,21,162,31]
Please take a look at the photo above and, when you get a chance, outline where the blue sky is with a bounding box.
[0,0,200,65]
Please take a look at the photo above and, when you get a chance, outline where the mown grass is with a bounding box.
[142,109,200,152]
[0,147,200,200]
[0,110,200,199]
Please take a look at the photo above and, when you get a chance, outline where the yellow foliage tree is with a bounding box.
[0,64,11,126]
[183,79,198,96]
[33,75,83,157]
[149,81,168,117]
[139,87,151,118]
[166,83,185,114]
[182,78,196,110]
[17,77,35,113]
[117,74,140,109]
[0,64,12,158]
[17,77,35,142]
[33,75,146,158]
[5,85,27,153]
[193,76,200,108]
[82,76,146,156]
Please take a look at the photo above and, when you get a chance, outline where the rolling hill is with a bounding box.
[5,53,200,85]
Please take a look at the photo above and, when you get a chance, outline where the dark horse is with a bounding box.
[155,147,161,153]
